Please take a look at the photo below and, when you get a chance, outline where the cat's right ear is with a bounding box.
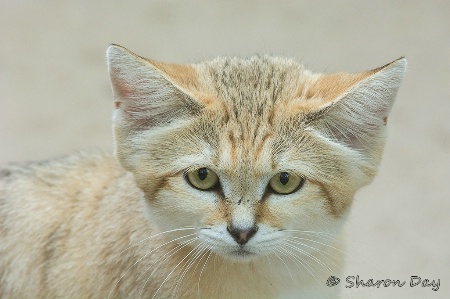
[106,44,203,130]
[106,45,205,171]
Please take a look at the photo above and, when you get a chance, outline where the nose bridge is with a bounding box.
[224,165,262,245]
[230,201,256,229]
[226,163,261,224]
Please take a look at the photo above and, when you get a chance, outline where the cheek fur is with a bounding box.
[256,200,281,228]
[264,183,340,230]
[203,199,230,226]
[144,176,217,229]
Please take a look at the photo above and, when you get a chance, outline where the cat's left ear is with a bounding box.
[307,58,406,151]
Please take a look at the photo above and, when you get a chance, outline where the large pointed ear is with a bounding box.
[106,45,205,170]
[106,44,203,130]
[307,58,406,152]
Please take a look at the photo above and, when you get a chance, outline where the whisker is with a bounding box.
[107,232,197,299]
[279,246,320,285]
[286,229,375,248]
[288,229,390,289]
[197,246,213,298]
[287,236,345,254]
[111,227,197,258]
[279,246,331,299]
[137,237,199,298]
[285,237,342,263]
[285,238,342,273]
[283,230,343,242]
[274,250,294,284]
[171,243,209,299]
[283,241,334,275]
[280,245,318,276]
[134,237,198,297]
[288,231,384,273]
[190,245,211,276]
[151,242,204,299]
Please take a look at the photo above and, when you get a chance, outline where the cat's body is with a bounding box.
[0,45,405,298]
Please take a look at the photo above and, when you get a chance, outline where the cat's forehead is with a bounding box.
[174,57,317,174]
[198,56,312,106]
[192,56,316,149]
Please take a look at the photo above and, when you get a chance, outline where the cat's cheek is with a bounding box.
[255,199,282,229]
[264,184,336,230]
[202,199,230,227]
[142,177,218,230]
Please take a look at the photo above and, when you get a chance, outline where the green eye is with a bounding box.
[269,172,305,194]
[186,168,219,190]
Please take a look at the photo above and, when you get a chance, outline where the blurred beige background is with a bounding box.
[1,1,449,298]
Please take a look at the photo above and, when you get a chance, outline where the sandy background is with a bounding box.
[1,1,449,298]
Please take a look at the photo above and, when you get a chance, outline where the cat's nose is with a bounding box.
[227,225,258,245]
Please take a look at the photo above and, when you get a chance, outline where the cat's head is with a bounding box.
[106,45,405,261]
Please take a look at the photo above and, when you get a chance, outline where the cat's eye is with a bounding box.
[186,168,219,190]
[269,172,305,195]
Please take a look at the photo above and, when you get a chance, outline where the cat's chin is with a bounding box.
[218,248,260,262]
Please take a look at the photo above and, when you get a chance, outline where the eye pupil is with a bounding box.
[186,167,219,191]
[269,171,305,195]
[198,168,209,180]
[279,172,289,185]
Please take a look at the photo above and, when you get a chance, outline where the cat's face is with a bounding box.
[106,45,405,261]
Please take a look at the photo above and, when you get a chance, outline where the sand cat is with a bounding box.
[0,45,406,298]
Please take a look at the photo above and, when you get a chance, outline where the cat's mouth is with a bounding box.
[199,227,266,261]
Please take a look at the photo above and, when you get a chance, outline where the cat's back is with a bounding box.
[0,151,148,298]
[0,150,125,215]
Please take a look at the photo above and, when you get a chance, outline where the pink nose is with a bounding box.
[227,225,258,245]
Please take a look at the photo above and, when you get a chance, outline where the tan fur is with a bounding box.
[0,45,406,298]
